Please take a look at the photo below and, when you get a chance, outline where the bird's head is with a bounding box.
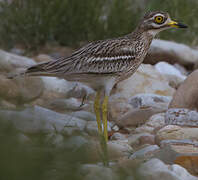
[138,11,187,36]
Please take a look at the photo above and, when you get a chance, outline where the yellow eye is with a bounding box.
[154,16,164,24]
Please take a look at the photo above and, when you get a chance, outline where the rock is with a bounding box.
[160,139,198,149]
[128,133,155,148]
[110,132,126,140]
[80,164,118,180]
[156,139,198,174]
[46,133,65,147]
[41,77,76,97]
[0,105,87,135]
[155,140,198,165]
[107,140,133,159]
[45,97,88,112]
[130,145,159,160]
[165,108,198,127]
[138,158,198,180]
[112,64,175,99]
[0,100,16,109]
[0,50,93,105]
[66,82,95,99]
[86,140,133,162]
[114,94,169,127]
[154,145,179,164]
[155,62,186,79]
[115,157,142,176]
[174,63,188,76]
[134,113,165,137]
[85,121,111,137]
[0,50,48,104]
[171,164,198,180]
[109,99,133,121]
[175,156,198,176]
[129,93,171,109]
[155,61,186,88]
[145,113,165,130]
[135,125,155,134]
[64,136,89,150]
[85,121,99,136]
[115,106,165,127]
[145,39,198,68]
[0,50,35,73]
[33,54,52,63]
[41,77,94,100]
[0,75,44,104]
[169,70,198,110]
[156,125,198,143]
[161,140,198,157]
[68,111,96,121]
[111,124,119,131]
[110,64,174,123]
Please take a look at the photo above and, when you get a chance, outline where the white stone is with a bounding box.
[115,106,165,127]
[0,49,35,72]
[107,140,133,159]
[156,125,198,142]
[110,132,126,140]
[85,121,111,137]
[155,62,186,80]
[171,164,198,180]
[47,97,88,112]
[147,39,198,66]
[41,77,76,94]
[85,121,99,136]
[135,125,155,134]
[113,64,175,99]
[128,133,154,147]
[138,158,198,180]
[81,164,118,180]
[129,93,171,109]
[165,108,198,127]
[0,75,44,104]
[130,145,159,159]
[145,113,165,129]
[155,61,186,88]
[68,110,96,121]
[41,77,94,100]
[0,105,87,135]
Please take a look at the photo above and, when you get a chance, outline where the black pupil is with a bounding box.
[158,17,161,21]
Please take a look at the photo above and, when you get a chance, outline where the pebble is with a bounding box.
[130,145,159,160]
[138,158,198,180]
[165,108,198,127]
[0,105,87,135]
[156,125,198,143]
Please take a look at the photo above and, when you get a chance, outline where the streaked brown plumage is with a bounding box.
[14,11,187,142]
[27,34,152,85]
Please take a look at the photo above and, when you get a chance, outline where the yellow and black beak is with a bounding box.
[167,20,188,28]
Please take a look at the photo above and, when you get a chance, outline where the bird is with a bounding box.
[11,11,187,142]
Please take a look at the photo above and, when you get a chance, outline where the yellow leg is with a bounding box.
[102,95,109,142]
[94,91,102,135]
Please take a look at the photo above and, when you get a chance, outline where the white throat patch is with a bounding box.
[147,29,161,37]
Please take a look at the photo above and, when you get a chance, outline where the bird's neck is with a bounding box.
[126,27,154,48]
[127,26,156,40]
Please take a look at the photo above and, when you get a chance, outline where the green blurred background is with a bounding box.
[0,0,196,52]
